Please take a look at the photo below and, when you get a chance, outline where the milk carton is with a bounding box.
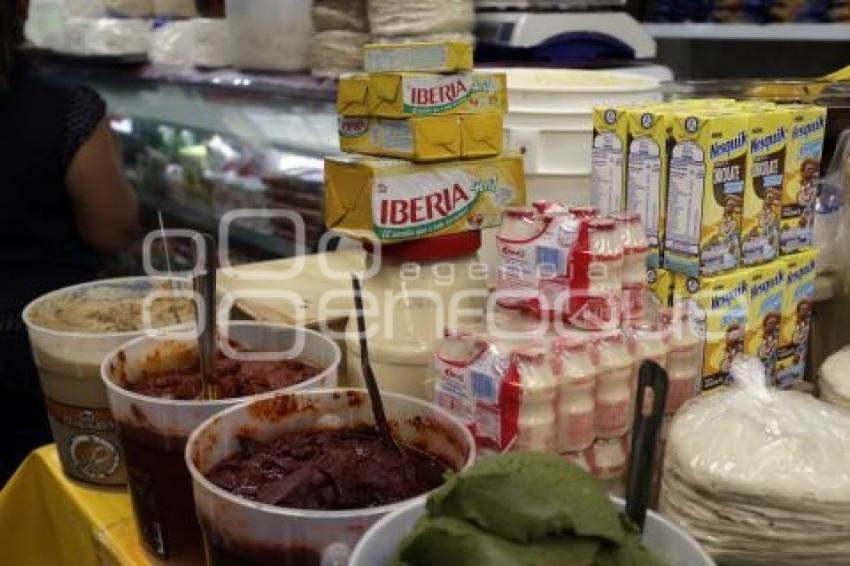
[674,271,749,391]
[741,106,792,266]
[664,108,750,277]
[775,250,817,388]
[591,106,629,216]
[626,106,669,268]
[744,261,786,383]
[781,105,827,254]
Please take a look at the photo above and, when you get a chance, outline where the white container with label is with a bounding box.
[346,232,487,401]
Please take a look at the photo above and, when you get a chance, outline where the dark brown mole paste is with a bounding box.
[125,351,322,400]
[206,426,449,510]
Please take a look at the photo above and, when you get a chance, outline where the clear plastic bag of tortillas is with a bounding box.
[660,356,850,565]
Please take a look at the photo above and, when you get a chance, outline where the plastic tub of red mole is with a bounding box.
[185,389,476,566]
[102,321,340,565]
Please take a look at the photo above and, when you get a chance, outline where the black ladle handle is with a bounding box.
[351,274,394,444]
[193,233,218,400]
[625,360,669,530]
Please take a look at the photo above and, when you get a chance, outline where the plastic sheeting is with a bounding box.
[367,0,474,38]
[660,356,850,565]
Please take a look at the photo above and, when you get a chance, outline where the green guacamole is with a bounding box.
[395,452,663,566]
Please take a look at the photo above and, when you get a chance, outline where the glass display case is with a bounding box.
[34,57,340,269]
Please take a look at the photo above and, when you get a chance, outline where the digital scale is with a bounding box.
[475,1,657,61]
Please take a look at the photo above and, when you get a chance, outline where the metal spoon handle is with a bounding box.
[193,233,217,400]
[351,275,393,442]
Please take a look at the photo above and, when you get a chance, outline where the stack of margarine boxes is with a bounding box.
[326,41,525,243]
[592,99,826,390]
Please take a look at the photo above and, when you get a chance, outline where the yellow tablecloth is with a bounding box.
[0,445,150,566]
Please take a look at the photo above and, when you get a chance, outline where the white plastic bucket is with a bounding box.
[350,497,715,566]
[507,127,592,175]
[186,389,476,566]
[491,68,661,177]
[493,68,662,113]
[101,321,340,563]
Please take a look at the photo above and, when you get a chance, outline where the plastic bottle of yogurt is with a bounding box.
[586,435,629,496]
[659,307,702,414]
[592,331,633,438]
[552,336,597,453]
[510,346,556,453]
[496,207,546,310]
[571,218,623,330]
[627,323,669,367]
[614,212,650,321]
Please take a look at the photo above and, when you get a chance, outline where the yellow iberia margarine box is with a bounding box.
[364,41,473,73]
[460,113,504,159]
[674,271,749,391]
[337,74,370,116]
[626,105,670,268]
[338,115,461,161]
[775,249,817,388]
[591,106,629,216]
[338,114,503,162]
[367,72,508,118]
[744,261,786,384]
[741,107,792,266]
[664,108,750,277]
[781,105,827,254]
[324,154,526,242]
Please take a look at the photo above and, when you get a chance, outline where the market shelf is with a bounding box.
[646,23,850,42]
[137,191,300,258]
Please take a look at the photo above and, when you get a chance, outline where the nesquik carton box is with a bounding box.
[744,261,786,383]
[775,249,817,387]
[664,108,751,277]
[741,106,793,266]
[591,106,629,216]
[626,105,669,268]
[674,270,749,391]
[780,105,827,254]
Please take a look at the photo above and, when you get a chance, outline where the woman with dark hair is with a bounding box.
[0,0,138,484]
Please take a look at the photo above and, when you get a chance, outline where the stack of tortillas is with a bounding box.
[819,346,850,409]
[660,357,850,565]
